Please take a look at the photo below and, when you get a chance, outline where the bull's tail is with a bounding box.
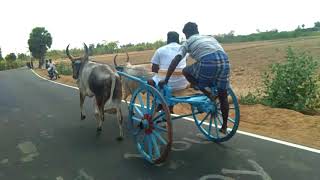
[106,73,116,105]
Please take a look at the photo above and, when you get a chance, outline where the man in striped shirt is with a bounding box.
[159,22,230,134]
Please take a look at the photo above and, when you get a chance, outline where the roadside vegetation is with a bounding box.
[0,49,28,71]
[56,62,72,75]
[240,47,320,115]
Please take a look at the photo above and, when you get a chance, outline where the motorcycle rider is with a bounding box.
[47,59,60,79]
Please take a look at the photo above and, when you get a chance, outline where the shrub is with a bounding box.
[262,47,320,112]
[0,60,25,71]
[0,61,6,70]
[56,62,72,75]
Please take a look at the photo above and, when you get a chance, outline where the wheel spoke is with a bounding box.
[134,106,143,118]
[137,94,145,113]
[208,114,213,137]
[216,114,223,126]
[147,135,153,159]
[151,134,160,158]
[153,111,166,123]
[131,116,142,135]
[218,112,235,123]
[199,112,210,126]
[227,117,236,124]
[154,124,168,132]
[153,131,167,145]
[132,116,142,123]
[146,91,150,112]
[137,133,146,149]
[213,114,220,139]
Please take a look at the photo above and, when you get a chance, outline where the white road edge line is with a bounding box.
[30,69,320,154]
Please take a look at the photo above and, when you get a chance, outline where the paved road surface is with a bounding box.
[0,68,319,180]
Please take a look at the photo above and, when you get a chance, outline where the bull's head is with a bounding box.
[113,52,130,67]
[66,43,89,79]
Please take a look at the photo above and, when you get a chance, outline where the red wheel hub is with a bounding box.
[144,114,154,134]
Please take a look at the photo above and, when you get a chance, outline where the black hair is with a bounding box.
[182,22,199,37]
[167,31,179,44]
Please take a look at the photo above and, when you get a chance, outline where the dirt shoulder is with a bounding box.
[33,68,320,149]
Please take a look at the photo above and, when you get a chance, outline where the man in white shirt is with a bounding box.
[150,31,188,91]
[148,31,188,113]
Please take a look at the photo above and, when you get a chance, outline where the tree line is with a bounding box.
[214,21,320,43]
[1,21,320,69]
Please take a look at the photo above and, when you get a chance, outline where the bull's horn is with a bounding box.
[126,52,129,63]
[83,43,89,60]
[113,54,118,67]
[66,44,75,61]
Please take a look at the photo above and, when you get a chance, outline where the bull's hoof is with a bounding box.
[81,115,86,120]
[116,136,123,141]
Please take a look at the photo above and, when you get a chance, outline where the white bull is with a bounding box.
[66,43,123,139]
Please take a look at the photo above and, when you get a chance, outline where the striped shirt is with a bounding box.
[178,34,225,61]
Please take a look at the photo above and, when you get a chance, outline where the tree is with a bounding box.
[28,27,52,68]
[295,25,302,31]
[0,47,3,60]
[302,24,305,29]
[5,53,17,61]
[17,53,28,60]
[314,21,320,30]
[88,44,95,56]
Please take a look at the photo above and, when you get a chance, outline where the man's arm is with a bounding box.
[151,49,160,73]
[152,63,159,73]
[164,54,183,83]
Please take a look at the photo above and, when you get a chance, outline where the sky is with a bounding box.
[0,0,319,56]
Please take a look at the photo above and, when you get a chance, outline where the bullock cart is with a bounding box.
[116,67,240,164]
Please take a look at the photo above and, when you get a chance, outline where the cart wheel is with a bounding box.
[192,88,240,142]
[128,85,172,164]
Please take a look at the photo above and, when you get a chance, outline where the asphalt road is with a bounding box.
[0,68,319,180]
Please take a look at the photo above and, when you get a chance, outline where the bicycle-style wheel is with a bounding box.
[128,84,172,164]
[192,88,240,142]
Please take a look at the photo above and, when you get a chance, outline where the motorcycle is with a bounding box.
[48,68,58,80]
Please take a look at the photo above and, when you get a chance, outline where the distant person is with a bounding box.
[148,31,189,113]
[159,22,230,134]
[47,59,60,78]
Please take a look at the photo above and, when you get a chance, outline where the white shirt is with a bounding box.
[47,62,56,71]
[151,43,188,91]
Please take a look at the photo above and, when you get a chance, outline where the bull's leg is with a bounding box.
[80,93,86,120]
[93,98,103,133]
[116,107,124,141]
[123,83,129,101]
